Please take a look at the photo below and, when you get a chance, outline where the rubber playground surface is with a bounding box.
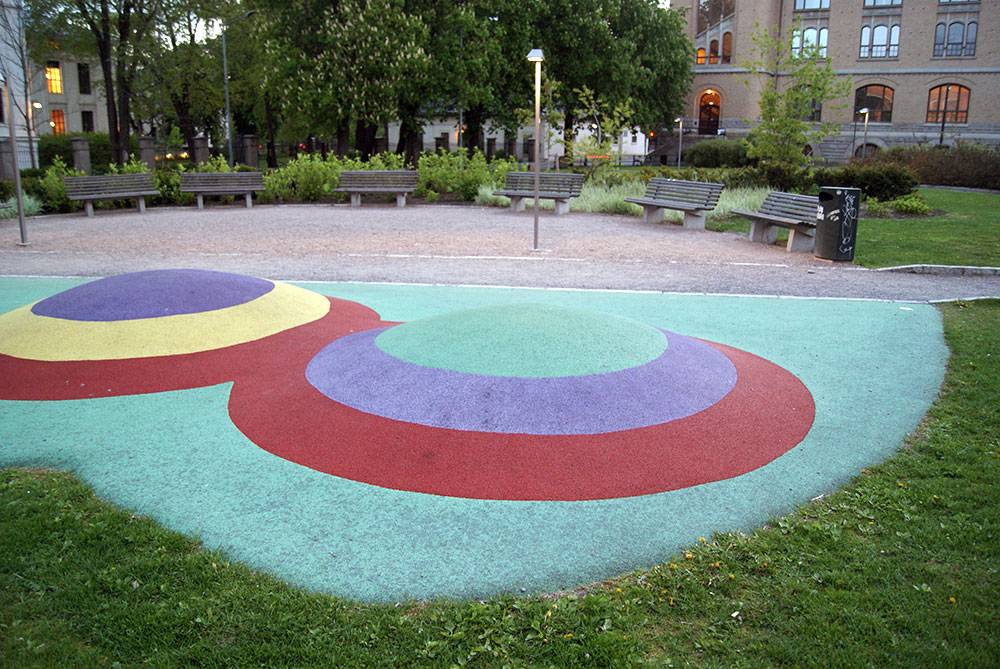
[0,271,947,602]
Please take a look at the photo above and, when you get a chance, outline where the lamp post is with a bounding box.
[852,107,869,159]
[221,10,257,167]
[861,107,870,159]
[674,117,683,167]
[527,48,544,251]
[3,77,28,245]
[938,84,951,146]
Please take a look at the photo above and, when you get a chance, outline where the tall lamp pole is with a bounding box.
[674,117,683,167]
[527,48,544,251]
[938,84,951,146]
[222,10,257,168]
[3,77,28,245]
[861,108,870,158]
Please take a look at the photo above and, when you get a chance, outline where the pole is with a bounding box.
[5,82,27,245]
[851,114,858,157]
[862,112,869,159]
[676,120,683,168]
[222,28,233,167]
[532,59,541,251]
[938,84,950,146]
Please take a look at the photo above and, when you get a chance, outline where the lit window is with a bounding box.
[45,61,63,94]
[50,109,66,134]
[696,48,707,64]
[722,32,732,64]
[926,84,970,123]
[855,85,894,123]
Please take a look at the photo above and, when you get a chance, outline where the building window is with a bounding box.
[806,100,822,122]
[860,23,899,58]
[709,39,719,64]
[0,87,4,124]
[78,63,91,95]
[926,84,970,123]
[81,110,94,132]
[855,85,894,123]
[936,20,977,57]
[795,0,829,9]
[50,109,66,134]
[864,0,901,6]
[794,27,829,57]
[696,48,707,64]
[721,32,732,64]
[45,61,63,94]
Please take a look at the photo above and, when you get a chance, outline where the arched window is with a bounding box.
[966,22,977,56]
[860,26,871,58]
[872,25,888,57]
[889,25,900,57]
[698,90,721,135]
[934,23,946,57]
[794,30,803,56]
[696,48,707,64]
[818,27,828,57]
[860,23,899,58]
[855,85,894,123]
[854,143,879,159]
[947,22,965,56]
[722,32,732,64]
[927,84,971,124]
[709,39,719,64]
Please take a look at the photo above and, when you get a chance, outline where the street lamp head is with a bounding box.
[858,107,870,115]
[32,101,42,109]
[526,48,544,62]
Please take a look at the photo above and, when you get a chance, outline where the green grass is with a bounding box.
[854,188,1000,268]
[2,300,999,668]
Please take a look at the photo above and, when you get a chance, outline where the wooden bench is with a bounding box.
[333,170,418,207]
[732,191,820,253]
[64,174,159,217]
[624,178,724,230]
[180,172,264,209]
[494,172,584,216]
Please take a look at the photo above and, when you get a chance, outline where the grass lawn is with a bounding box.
[854,188,1000,268]
[2,300,999,668]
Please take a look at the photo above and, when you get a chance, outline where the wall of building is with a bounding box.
[682,0,1000,162]
[32,57,109,136]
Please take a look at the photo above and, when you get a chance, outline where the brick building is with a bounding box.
[674,0,999,162]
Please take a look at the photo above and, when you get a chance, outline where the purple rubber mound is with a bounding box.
[31,269,274,322]
[306,328,737,435]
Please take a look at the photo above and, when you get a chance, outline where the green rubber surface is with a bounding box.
[374,303,668,377]
[0,278,948,602]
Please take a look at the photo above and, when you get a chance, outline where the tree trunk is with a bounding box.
[335,119,350,157]
[562,110,577,168]
[171,91,197,156]
[264,94,278,168]
[464,106,485,156]
[354,119,377,160]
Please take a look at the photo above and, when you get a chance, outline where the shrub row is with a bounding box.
[682,139,749,168]
[38,133,139,173]
[865,143,1000,191]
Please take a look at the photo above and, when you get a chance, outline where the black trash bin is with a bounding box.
[815,186,862,261]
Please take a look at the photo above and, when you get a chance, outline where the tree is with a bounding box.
[0,1,38,168]
[743,25,850,169]
[29,0,162,164]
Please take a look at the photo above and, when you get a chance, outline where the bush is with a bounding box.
[866,143,1000,190]
[889,192,932,215]
[36,157,84,213]
[814,163,916,201]
[683,139,749,168]
[38,133,138,172]
[417,150,520,201]
[0,194,43,218]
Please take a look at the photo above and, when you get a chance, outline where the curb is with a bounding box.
[877,264,1000,277]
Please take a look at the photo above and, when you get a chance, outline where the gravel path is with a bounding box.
[2,204,998,301]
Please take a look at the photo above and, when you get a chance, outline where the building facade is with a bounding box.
[32,57,109,137]
[679,0,1000,161]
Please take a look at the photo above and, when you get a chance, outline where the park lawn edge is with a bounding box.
[1,300,998,668]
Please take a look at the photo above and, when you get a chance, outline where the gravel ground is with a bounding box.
[2,203,998,301]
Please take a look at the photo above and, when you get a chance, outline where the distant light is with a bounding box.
[32,101,42,109]
[526,48,544,62]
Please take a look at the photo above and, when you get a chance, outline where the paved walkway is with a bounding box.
[3,204,998,301]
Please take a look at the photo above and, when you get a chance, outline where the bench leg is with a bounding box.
[510,196,526,212]
[196,194,204,210]
[554,199,570,216]
[137,196,146,214]
[748,220,778,245]
[244,193,253,208]
[682,210,706,231]
[396,193,407,208]
[786,229,815,253]
[350,193,361,208]
[642,205,665,225]
[84,201,94,217]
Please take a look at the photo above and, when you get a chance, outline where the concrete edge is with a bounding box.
[877,264,1000,277]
